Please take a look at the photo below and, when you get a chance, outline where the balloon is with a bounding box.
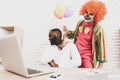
[54,11,63,19]
[54,3,74,19]
[55,3,65,18]
[64,6,73,18]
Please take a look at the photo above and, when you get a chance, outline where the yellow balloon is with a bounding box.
[55,3,65,18]
[54,11,63,19]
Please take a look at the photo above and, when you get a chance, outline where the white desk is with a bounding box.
[0,64,120,80]
[0,65,87,80]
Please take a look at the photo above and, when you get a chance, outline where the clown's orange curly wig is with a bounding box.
[80,0,107,23]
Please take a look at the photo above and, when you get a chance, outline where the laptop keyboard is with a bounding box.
[27,68,42,75]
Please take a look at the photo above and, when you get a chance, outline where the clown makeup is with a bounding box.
[84,11,95,23]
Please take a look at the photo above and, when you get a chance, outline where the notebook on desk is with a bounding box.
[0,34,54,78]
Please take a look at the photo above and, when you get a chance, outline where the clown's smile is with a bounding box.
[84,11,95,23]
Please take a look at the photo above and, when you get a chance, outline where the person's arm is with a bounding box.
[41,46,57,65]
[63,20,84,40]
[65,43,81,67]
[95,26,107,68]
[63,26,74,39]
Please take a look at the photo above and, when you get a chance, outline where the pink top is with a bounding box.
[75,22,93,59]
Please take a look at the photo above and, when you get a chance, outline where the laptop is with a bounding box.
[0,34,54,78]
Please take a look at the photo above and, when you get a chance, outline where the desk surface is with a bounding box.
[0,64,120,80]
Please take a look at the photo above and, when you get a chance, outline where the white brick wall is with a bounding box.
[0,0,120,69]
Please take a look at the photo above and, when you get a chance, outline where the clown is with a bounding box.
[63,0,107,68]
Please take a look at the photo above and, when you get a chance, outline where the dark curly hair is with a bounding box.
[49,28,62,45]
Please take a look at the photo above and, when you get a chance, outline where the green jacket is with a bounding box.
[67,20,107,68]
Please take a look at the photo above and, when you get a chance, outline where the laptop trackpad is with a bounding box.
[27,68,42,75]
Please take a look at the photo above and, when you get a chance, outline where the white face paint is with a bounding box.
[84,11,95,23]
